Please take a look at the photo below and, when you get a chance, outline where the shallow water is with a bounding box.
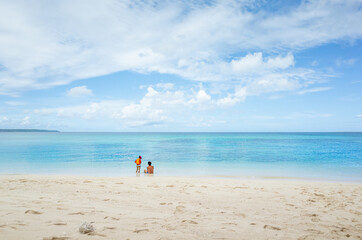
[0,132,361,181]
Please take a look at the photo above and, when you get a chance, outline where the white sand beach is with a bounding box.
[0,175,361,240]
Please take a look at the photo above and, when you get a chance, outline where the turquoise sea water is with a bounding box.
[0,132,361,181]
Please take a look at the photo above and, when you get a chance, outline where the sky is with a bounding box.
[0,0,361,132]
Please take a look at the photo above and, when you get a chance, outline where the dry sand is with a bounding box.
[0,175,361,240]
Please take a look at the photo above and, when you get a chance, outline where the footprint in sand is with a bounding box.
[104,216,119,220]
[134,228,149,233]
[162,225,176,231]
[53,222,67,226]
[305,213,320,222]
[87,232,107,237]
[182,220,198,224]
[25,210,42,215]
[313,193,325,197]
[166,185,175,187]
[307,213,318,217]
[306,229,323,234]
[104,226,116,230]
[43,237,69,240]
[68,212,85,215]
[298,234,314,240]
[174,205,186,214]
[160,202,167,205]
[222,222,237,226]
[235,213,246,218]
[264,225,281,231]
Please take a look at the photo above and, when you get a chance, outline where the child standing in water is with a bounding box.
[135,156,142,173]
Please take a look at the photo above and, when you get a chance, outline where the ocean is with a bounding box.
[0,132,361,181]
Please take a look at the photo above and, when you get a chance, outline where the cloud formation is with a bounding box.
[0,0,361,96]
[34,85,218,127]
[67,85,93,97]
[297,87,332,95]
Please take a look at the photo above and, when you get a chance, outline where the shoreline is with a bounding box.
[1,172,361,184]
[1,175,361,239]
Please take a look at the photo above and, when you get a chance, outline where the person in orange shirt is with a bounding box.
[135,156,142,173]
[144,161,154,174]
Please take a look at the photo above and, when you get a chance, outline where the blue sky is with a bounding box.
[0,0,361,131]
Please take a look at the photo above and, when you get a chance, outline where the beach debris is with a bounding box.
[79,222,95,234]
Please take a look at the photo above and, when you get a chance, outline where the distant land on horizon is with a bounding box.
[0,129,59,132]
[0,130,361,133]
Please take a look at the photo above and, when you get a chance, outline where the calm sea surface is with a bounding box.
[0,132,361,181]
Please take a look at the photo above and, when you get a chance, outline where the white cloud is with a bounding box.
[357,114,362,118]
[21,116,30,125]
[118,87,212,126]
[67,86,92,97]
[335,58,357,67]
[215,68,328,106]
[188,89,211,105]
[216,96,239,106]
[230,52,294,73]
[0,0,361,95]
[266,54,294,69]
[35,100,127,120]
[145,87,158,97]
[297,87,332,95]
[231,52,263,73]
[0,116,9,123]
[5,101,24,106]
[217,87,247,106]
[156,83,174,90]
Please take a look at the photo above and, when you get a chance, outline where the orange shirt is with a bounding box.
[135,158,141,165]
